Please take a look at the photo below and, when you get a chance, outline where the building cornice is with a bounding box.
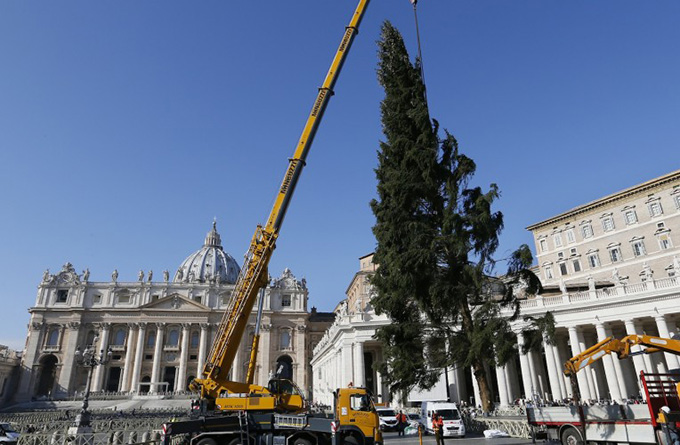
[526,169,680,231]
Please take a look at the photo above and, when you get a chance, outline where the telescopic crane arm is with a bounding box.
[564,334,680,377]
[191,0,371,405]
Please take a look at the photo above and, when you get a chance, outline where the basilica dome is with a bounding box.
[174,222,241,284]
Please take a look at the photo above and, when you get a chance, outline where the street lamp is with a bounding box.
[71,337,112,431]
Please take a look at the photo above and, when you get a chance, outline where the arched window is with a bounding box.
[191,331,200,348]
[147,331,156,348]
[275,355,293,380]
[167,329,180,346]
[112,329,126,346]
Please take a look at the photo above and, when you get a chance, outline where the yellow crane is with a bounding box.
[190,0,371,414]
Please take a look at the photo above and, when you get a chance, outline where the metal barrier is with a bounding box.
[462,416,532,439]
[17,431,162,445]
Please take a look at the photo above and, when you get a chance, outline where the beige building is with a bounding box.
[15,223,333,402]
[313,170,680,408]
[528,169,680,288]
[0,345,20,405]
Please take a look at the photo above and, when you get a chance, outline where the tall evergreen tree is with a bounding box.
[370,21,551,411]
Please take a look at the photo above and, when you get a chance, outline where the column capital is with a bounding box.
[181,323,192,330]
[67,322,81,331]
[136,322,147,330]
[155,322,167,330]
[93,322,112,330]
[31,321,45,331]
[200,323,209,331]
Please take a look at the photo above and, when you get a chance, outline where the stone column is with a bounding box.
[471,367,481,407]
[353,341,365,387]
[17,322,46,400]
[177,324,191,391]
[495,364,510,406]
[604,323,628,398]
[260,323,272,381]
[551,340,568,398]
[232,335,242,383]
[576,329,597,400]
[130,323,146,393]
[297,325,307,389]
[151,323,165,393]
[623,319,647,395]
[375,370,384,403]
[58,322,82,396]
[526,350,540,399]
[197,323,209,379]
[342,341,354,387]
[655,314,680,370]
[92,323,110,392]
[120,323,137,392]
[567,326,592,400]
[542,335,562,401]
[595,322,622,401]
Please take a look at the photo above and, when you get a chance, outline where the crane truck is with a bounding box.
[160,1,382,444]
[527,334,680,445]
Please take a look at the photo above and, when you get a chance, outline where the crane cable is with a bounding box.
[410,0,429,107]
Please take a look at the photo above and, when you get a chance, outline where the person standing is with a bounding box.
[396,410,408,436]
[433,412,445,445]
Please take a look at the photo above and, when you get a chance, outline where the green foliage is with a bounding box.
[370,21,553,403]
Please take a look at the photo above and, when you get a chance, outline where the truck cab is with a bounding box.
[336,388,383,445]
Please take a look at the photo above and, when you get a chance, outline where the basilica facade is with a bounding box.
[15,223,334,402]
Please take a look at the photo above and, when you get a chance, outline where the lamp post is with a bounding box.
[70,337,112,432]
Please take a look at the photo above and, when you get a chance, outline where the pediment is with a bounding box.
[141,294,209,312]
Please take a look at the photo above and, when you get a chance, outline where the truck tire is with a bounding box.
[560,427,583,445]
[342,436,359,445]
[293,439,312,445]
[197,439,218,445]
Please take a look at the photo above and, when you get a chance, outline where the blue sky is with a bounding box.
[1,1,679,350]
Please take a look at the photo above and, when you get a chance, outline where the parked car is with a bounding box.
[0,423,19,445]
[376,408,399,432]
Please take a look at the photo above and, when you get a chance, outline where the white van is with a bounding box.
[420,402,465,438]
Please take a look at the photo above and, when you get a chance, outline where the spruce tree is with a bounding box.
[370,21,551,411]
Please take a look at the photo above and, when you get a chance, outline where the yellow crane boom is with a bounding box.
[564,334,680,377]
[192,0,371,406]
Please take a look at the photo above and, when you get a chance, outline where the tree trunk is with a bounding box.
[472,361,494,412]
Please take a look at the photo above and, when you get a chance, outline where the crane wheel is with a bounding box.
[197,439,218,445]
[293,439,312,445]
[342,436,360,445]
[560,427,583,445]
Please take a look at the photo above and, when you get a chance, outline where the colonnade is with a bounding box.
[496,314,679,405]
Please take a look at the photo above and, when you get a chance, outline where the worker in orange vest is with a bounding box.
[396,410,408,436]
[433,412,445,445]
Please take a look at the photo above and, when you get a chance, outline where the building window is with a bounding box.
[658,233,673,250]
[117,291,130,304]
[193,295,202,304]
[581,222,594,239]
[631,239,646,257]
[569,248,578,256]
[280,330,291,350]
[112,329,126,346]
[609,247,622,263]
[539,238,548,252]
[147,331,156,348]
[674,193,680,210]
[191,331,200,348]
[648,201,663,217]
[566,228,576,244]
[553,233,563,248]
[92,295,102,304]
[167,329,180,346]
[282,295,291,307]
[557,252,565,260]
[587,253,600,268]
[46,328,60,346]
[559,262,568,276]
[572,259,582,273]
[56,290,68,303]
[623,210,638,225]
[544,265,554,280]
[601,216,615,232]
